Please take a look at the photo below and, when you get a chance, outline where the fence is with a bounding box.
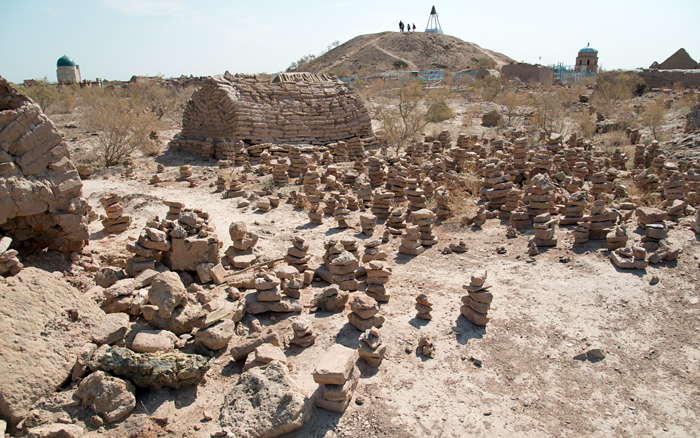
[340,69,446,88]
[550,64,597,83]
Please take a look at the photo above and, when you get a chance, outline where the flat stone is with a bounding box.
[91,313,130,345]
[313,344,359,385]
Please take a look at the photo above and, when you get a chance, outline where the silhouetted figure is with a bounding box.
[413,23,416,32]
[399,21,404,32]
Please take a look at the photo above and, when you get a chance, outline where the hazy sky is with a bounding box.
[1,0,699,83]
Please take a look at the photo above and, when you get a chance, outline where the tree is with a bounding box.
[374,80,428,155]
[596,71,639,104]
[81,89,161,167]
[643,97,667,140]
[20,79,59,113]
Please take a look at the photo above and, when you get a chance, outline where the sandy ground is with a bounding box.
[54,141,700,438]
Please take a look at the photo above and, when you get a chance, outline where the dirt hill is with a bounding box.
[297,31,514,77]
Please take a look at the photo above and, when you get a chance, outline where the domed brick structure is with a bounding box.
[0,76,89,252]
[169,71,375,159]
[575,45,598,73]
[56,55,81,85]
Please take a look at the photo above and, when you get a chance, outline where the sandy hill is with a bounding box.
[296,31,514,77]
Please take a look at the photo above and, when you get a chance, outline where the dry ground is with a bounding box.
[35,117,700,437]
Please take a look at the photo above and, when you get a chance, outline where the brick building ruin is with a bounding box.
[169,72,375,159]
[0,76,89,252]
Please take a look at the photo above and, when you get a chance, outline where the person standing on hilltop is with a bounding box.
[399,21,404,32]
[413,23,416,32]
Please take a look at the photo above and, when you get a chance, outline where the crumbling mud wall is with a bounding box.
[169,72,375,158]
[0,76,88,252]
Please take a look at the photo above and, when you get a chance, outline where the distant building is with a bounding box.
[56,55,81,85]
[575,45,598,73]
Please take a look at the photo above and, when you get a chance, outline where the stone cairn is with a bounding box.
[224,176,246,199]
[333,198,351,228]
[561,190,588,226]
[415,293,433,320]
[313,344,360,413]
[361,240,388,263]
[434,186,451,219]
[177,165,195,186]
[290,317,316,348]
[460,271,492,327]
[225,221,259,269]
[606,225,629,251]
[365,260,392,303]
[308,202,324,225]
[610,246,649,270]
[399,225,424,255]
[371,190,393,219]
[692,211,700,234]
[359,213,378,236]
[347,294,385,331]
[100,192,132,234]
[324,241,360,291]
[585,200,617,240]
[358,327,386,367]
[126,222,168,277]
[0,236,22,277]
[284,236,311,273]
[386,207,407,234]
[410,209,438,246]
[532,213,558,247]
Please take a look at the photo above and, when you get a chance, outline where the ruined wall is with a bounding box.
[0,76,88,252]
[502,63,554,85]
[639,69,700,88]
[169,72,374,158]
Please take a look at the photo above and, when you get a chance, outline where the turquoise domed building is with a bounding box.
[575,45,598,73]
[56,55,81,84]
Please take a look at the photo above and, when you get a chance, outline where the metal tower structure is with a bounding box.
[425,6,443,34]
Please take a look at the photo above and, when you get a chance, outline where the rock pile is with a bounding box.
[284,235,311,272]
[313,344,360,413]
[460,271,492,326]
[365,260,392,302]
[0,236,21,277]
[399,225,425,255]
[610,246,649,269]
[0,77,89,253]
[532,213,558,247]
[361,239,388,263]
[410,209,438,246]
[347,294,385,331]
[606,225,629,250]
[100,192,132,234]
[323,240,360,291]
[386,207,407,233]
[246,269,302,314]
[290,317,317,348]
[358,327,386,367]
[415,293,433,320]
[359,213,378,236]
[585,200,618,240]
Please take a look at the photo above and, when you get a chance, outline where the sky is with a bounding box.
[1,0,699,83]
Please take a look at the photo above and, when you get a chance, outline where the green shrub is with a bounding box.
[426,100,453,122]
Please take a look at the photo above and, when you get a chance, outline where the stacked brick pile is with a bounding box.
[100,193,132,234]
[313,344,360,413]
[170,73,374,158]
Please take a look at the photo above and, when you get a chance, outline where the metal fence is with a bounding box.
[340,69,446,88]
[550,64,597,83]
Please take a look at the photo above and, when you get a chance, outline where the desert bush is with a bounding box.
[20,79,59,113]
[81,88,161,167]
[572,109,597,138]
[426,100,452,123]
[476,75,509,102]
[473,57,497,70]
[499,90,527,126]
[286,54,317,72]
[595,71,640,104]
[373,80,428,155]
[642,97,667,140]
[528,87,566,136]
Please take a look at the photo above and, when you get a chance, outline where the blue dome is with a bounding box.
[57,55,76,67]
[579,47,598,53]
